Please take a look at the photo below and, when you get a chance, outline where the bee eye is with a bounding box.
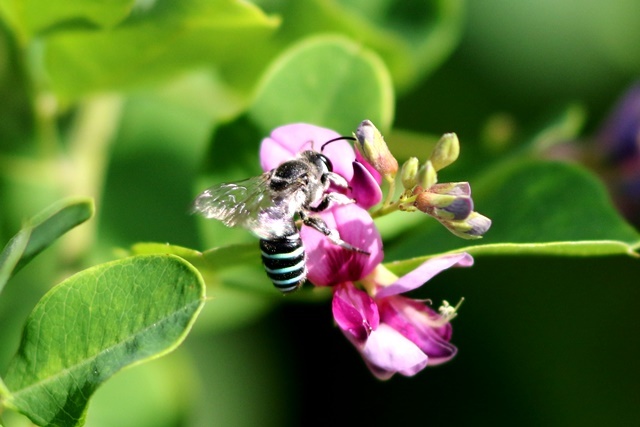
[319,154,333,173]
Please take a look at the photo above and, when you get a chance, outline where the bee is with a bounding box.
[192,137,369,293]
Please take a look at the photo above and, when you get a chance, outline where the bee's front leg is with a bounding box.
[299,212,370,255]
[308,192,354,213]
[324,171,350,190]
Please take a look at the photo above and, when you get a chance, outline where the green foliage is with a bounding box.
[252,0,464,92]
[0,0,134,42]
[384,158,640,263]
[250,35,394,134]
[44,0,279,98]
[1,0,640,426]
[2,254,204,427]
[0,198,93,296]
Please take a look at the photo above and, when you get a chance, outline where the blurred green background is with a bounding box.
[1,1,639,426]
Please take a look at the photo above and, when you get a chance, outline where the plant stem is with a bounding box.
[61,95,124,263]
[371,192,417,218]
[383,177,396,207]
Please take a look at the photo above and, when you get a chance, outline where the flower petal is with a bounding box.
[380,296,457,365]
[260,123,355,180]
[361,324,429,380]
[350,161,382,209]
[355,149,382,184]
[375,252,473,298]
[332,283,379,345]
[302,205,383,286]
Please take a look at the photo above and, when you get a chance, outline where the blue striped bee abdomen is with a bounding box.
[259,233,306,293]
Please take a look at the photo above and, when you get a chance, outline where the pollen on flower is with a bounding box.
[438,298,464,322]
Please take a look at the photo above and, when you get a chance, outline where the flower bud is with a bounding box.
[430,133,460,171]
[401,157,419,189]
[418,160,438,189]
[414,191,473,221]
[441,212,492,239]
[434,198,474,221]
[429,182,471,196]
[355,120,398,183]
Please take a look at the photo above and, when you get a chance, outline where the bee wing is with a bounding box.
[192,172,293,239]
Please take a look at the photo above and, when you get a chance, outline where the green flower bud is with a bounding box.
[418,160,438,189]
[430,133,460,171]
[401,157,419,189]
[355,120,398,183]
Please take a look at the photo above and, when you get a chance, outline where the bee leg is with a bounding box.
[325,172,350,190]
[300,212,370,255]
[309,192,354,213]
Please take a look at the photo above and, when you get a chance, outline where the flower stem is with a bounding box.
[371,191,418,218]
[383,177,396,207]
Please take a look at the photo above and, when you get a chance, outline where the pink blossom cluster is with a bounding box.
[260,124,473,380]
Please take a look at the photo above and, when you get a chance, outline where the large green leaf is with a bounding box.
[43,0,279,98]
[128,243,284,332]
[339,0,464,90]
[256,0,464,92]
[250,35,394,134]
[0,197,94,296]
[474,160,640,244]
[2,254,205,427]
[385,159,640,261]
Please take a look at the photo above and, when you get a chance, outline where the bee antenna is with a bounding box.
[321,136,356,152]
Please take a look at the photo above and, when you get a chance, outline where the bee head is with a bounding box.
[315,135,357,174]
[303,151,334,174]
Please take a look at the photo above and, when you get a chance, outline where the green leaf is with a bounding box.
[385,160,640,260]
[2,254,205,427]
[17,198,95,271]
[43,0,280,98]
[476,160,640,244]
[0,197,94,295]
[344,0,466,92]
[129,242,331,302]
[463,241,640,257]
[387,241,639,277]
[262,0,464,92]
[130,242,259,273]
[128,242,286,332]
[0,0,135,43]
[129,242,275,296]
[0,228,31,297]
[250,35,394,134]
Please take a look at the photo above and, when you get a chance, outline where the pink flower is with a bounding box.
[260,123,382,209]
[260,123,384,289]
[260,123,384,286]
[332,253,473,380]
[301,204,383,286]
[260,123,471,380]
